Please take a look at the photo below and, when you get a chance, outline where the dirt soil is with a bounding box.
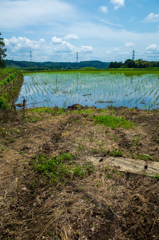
[0,105,159,240]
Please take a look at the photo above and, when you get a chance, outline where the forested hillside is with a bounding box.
[6,60,110,70]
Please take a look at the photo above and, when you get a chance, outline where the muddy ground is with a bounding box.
[0,105,159,240]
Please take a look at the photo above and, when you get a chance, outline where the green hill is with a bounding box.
[6,60,110,71]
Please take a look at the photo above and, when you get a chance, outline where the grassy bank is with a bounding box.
[0,68,24,122]
[22,68,159,77]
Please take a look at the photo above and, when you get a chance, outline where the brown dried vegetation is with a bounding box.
[0,106,159,239]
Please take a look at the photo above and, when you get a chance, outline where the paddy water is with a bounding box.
[16,71,159,110]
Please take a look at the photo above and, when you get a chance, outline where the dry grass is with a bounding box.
[0,106,159,239]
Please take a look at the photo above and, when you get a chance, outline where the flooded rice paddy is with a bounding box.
[16,71,159,110]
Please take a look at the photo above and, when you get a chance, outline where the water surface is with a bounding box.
[16,72,159,110]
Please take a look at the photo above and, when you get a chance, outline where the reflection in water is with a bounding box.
[15,72,159,110]
[130,76,133,85]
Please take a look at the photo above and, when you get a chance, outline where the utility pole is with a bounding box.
[132,50,135,60]
[30,51,32,62]
[76,52,79,62]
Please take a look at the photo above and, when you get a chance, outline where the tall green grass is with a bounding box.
[0,67,17,76]
[0,73,17,86]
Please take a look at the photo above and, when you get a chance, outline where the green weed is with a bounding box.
[94,115,133,129]
[109,150,123,157]
[153,135,159,143]
[0,127,8,137]
[132,136,140,145]
[151,175,159,180]
[33,152,94,185]
[0,73,17,87]
[77,144,84,151]
[112,134,118,142]
[132,154,153,161]
[99,140,104,146]
[89,136,94,143]
[106,174,111,179]
[0,97,7,109]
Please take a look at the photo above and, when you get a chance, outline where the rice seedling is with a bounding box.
[13,71,159,110]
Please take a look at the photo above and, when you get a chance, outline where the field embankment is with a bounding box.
[0,68,23,121]
[0,105,159,239]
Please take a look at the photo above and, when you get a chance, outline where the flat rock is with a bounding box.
[88,156,159,176]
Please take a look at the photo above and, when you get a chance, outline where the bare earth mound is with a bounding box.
[0,106,159,239]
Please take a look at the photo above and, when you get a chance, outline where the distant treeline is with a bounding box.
[6,60,110,71]
[109,59,159,69]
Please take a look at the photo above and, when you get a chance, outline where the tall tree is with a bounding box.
[0,33,7,68]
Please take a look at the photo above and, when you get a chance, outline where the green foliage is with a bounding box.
[0,73,17,86]
[0,67,17,76]
[29,106,66,115]
[132,154,153,161]
[80,67,98,71]
[94,115,133,129]
[151,175,159,180]
[33,152,94,185]
[0,33,7,68]
[109,150,123,157]
[109,61,123,68]
[109,58,159,69]
[132,136,140,145]
[0,97,7,109]
[6,60,110,71]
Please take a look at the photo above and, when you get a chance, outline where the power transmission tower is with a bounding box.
[30,51,32,62]
[76,52,79,62]
[132,50,135,60]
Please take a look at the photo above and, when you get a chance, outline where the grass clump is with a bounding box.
[0,73,17,87]
[109,150,123,157]
[33,152,94,185]
[151,175,159,181]
[94,115,133,129]
[0,97,7,109]
[28,107,67,116]
[132,154,153,161]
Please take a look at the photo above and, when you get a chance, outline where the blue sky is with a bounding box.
[1,0,159,62]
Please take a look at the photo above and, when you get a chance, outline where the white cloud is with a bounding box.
[97,18,122,26]
[50,37,76,53]
[99,6,108,13]
[4,36,94,61]
[0,0,76,29]
[144,13,159,22]
[64,34,79,40]
[110,0,125,10]
[51,37,63,44]
[146,44,159,53]
[125,42,135,47]
[80,46,93,53]
[4,36,46,52]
